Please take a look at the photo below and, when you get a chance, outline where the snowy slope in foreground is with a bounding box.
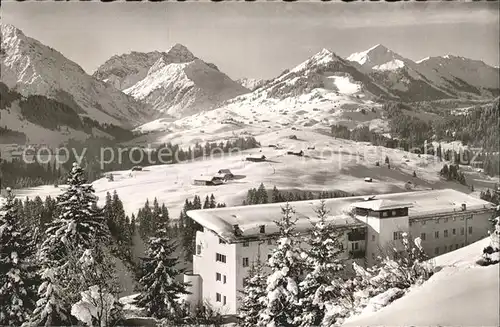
[343,237,500,327]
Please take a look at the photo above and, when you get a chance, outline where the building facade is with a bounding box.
[184,189,495,315]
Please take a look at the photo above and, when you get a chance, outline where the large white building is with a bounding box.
[183,189,495,315]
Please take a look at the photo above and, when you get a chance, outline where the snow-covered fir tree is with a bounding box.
[71,248,123,326]
[39,163,109,265]
[28,163,114,326]
[0,188,37,326]
[27,267,70,326]
[482,210,499,264]
[372,233,432,290]
[136,221,190,320]
[259,203,303,327]
[238,256,267,327]
[332,233,434,322]
[297,200,345,327]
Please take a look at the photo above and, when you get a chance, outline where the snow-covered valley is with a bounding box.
[15,127,496,218]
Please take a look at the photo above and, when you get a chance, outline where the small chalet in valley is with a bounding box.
[216,169,234,180]
[193,176,224,186]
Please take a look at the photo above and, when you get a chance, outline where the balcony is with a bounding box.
[349,250,366,259]
[348,229,366,241]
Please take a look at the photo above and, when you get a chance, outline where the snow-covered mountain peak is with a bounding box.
[418,55,494,70]
[1,23,25,39]
[415,55,500,90]
[1,23,151,127]
[124,56,248,118]
[347,44,407,70]
[291,48,343,73]
[316,48,334,57]
[165,43,196,62]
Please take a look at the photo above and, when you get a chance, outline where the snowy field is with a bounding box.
[13,129,490,218]
[343,237,500,327]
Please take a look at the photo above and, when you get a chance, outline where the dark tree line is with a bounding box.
[1,159,63,189]
[243,183,355,205]
[331,104,499,177]
[480,189,500,205]
[133,194,226,264]
[433,100,499,152]
[0,126,27,143]
[439,164,467,185]
[178,195,226,263]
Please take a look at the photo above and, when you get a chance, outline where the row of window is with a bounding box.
[355,208,409,218]
[391,227,473,242]
[242,254,274,267]
[215,292,227,305]
[421,227,472,240]
[435,243,465,255]
[416,215,472,226]
[242,239,273,247]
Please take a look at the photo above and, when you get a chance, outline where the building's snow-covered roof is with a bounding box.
[187,189,495,243]
[193,175,217,182]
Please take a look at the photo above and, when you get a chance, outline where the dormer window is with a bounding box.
[259,225,266,234]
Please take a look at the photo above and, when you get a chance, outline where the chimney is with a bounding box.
[461,203,467,211]
[233,224,242,236]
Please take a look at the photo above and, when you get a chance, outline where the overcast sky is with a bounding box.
[2,1,499,80]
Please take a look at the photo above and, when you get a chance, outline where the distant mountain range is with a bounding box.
[236,78,269,91]
[347,44,499,100]
[1,23,498,145]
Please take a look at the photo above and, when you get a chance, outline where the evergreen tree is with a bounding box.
[139,199,153,240]
[0,188,37,326]
[209,194,217,208]
[271,186,281,203]
[440,164,449,178]
[29,163,112,325]
[28,267,71,326]
[203,196,210,209]
[152,198,161,231]
[297,200,345,327]
[259,203,303,327]
[103,192,114,236]
[39,163,109,265]
[246,188,258,205]
[192,195,202,210]
[257,183,269,204]
[129,214,136,237]
[112,191,128,244]
[160,203,170,233]
[238,257,267,327]
[135,222,190,320]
